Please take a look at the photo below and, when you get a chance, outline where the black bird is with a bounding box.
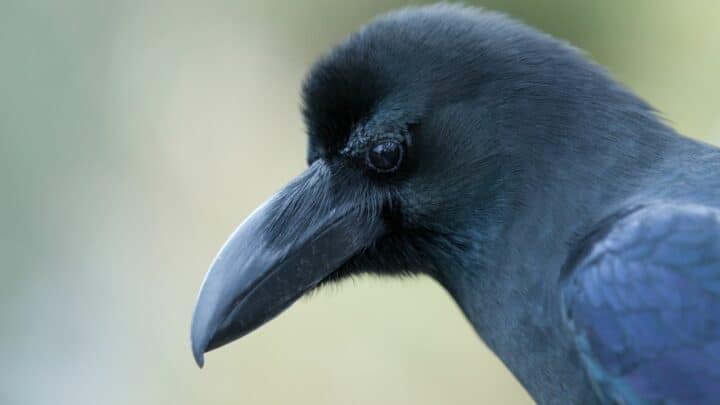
[191,5,720,404]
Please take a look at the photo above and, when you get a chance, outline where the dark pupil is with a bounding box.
[368,141,401,172]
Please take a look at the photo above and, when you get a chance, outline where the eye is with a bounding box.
[366,140,404,173]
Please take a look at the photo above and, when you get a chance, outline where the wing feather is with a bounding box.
[562,204,720,404]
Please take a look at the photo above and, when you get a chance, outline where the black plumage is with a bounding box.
[191,5,720,404]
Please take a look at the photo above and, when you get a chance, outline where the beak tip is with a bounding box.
[192,339,206,368]
[194,354,205,369]
[191,315,209,368]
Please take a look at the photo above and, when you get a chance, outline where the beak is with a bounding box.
[190,162,385,367]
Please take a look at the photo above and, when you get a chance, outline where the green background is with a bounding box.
[2,1,719,404]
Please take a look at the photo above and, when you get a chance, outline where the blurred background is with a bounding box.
[1,1,719,404]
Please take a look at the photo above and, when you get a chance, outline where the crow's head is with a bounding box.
[191,5,658,367]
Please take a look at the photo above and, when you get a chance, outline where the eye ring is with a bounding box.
[366,140,404,173]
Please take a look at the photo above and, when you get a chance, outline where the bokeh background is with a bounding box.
[2,1,719,404]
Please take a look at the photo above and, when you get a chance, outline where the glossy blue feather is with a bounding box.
[562,204,720,404]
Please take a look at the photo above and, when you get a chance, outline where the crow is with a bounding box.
[191,5,720,404]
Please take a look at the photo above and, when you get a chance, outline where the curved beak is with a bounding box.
[190,163,385,367]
